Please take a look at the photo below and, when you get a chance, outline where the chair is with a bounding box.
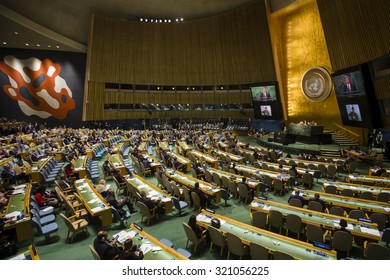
[376,192,390,202]
[268,210,283,234]
[381,172,390,177]
[171,196,188,216]
[307,201,323,212]
[324,185,337,194]
[365,242,390,260]
[348,161,358,174]
[302,173,313,189]
[289,198,303,208]
[60,213,89,243]
[111,206,131,228]
[382,228,390,247]
[160,238,174,248]
[273,178,285,195]
[208,226,226,256]
[332,231,353,259]
[237,183,250,203]
[285,214,302,239]
[63,194,88,220]
[30,208,56,226]
[90,245,101,260]
[348,209,366,220]
[137,201,158,225]
[251,211,267,229]
[258,182,268,197]
[176,248,192,259]
[113,176,127,195]
[226,232,248,260]
[182,186,192,208]
[306,224,328,244]
[359,191,373,200]
[228,181,238,198]
[140,162,152,177]
[212,173,222,186]
[369,213,387,231]
[31,216,59,245]
[155,172,163,188]
[327,165,337,180]
[171,182,184,199]
[191,192,202,212]
[220,188,233,206]
[273,250,294,260]
[182,222,206,254]
[204,170,213,183]
[317,164,327,178]
[341,188,354,197]
[249,242,269,260]
[328,206,346,217]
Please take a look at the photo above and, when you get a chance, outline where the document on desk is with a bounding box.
[361,227,380,236]
[263,205,271,211]
[114,230,136,243]
[196,215,212,224]
[147,190,159,197]
[5,211,21,220]
[140,243,152,254]
[88,199,97,204]
[12,189,25,195]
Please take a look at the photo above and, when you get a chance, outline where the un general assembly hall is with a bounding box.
[0,0,389,262]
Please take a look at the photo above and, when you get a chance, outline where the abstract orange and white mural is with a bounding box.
[0,50,85,127]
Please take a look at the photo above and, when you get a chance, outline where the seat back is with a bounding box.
[190,192,201,210]
[60,213,76,231]
[365,243,390,260]
[90,245,101,260]
[308,201,323,212]
[252,211,267,229]
[182,222,200,244]
[341,188,354,197]
[212,173,221,186]
[324,185,337,194]
[376,192,390,202]
[328,206,345,217]
[268,210,283,229]
[171,183,182,198]
[273,250,294,260]
[137,201,151,218]
[208,226,226,248]
[249,242,269,260]
[286,213,302,234]
[348,209,366,220]
[359,191,373,200]
[306,224,325,243]
[332,231,353,253]
[369,213,387,231]
[226,232,247,258]
[289,198,303,208]
[171,196,181,210]
[237,183,249,201]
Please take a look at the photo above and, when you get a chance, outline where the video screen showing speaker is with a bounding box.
[251,82,282,120]
[331,66,376,128]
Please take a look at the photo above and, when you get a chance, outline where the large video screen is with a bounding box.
[331,66,374,128]
[250,85,277,102]
[251,82,282,120]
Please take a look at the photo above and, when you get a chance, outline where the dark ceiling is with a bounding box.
[0,0,261,53]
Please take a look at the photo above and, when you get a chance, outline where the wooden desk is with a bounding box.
[125,174,172,214]
[196,210,336,260]
[73,155,87,179]
[26,156,52,183]
[369,167,390,176]
[301,189,390,215]
[3,184,32,242]
[165,170,221,203]
[189,150,218,168]
[323,180,390,198]
[158,141,170,151]
[348,174,390,186]
[208,167,260,192]
[112,224,188,260]
[109,154,127,176]
[167,152,191,172]
[216,150,244,164]
[178,141,191,152]
[235,164,291,182]
[250,199,381,241]
[74,178,112,227]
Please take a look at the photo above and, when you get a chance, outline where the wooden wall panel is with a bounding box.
[317,0,390,72]
[88,0,275,85]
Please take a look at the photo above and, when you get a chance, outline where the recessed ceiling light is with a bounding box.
[48,45,51,48]
[176,19,179,22]
[25,43,29,46]
[14,31,18,35]
[140,18,143,21]
[3,42,6,45]
[168,19,171,23]
[151,19,154,22]
[159,19,162,23]
[36,44,40,47]
[56,46,60,48]
[180,18,184,21]
[145,19,148,22]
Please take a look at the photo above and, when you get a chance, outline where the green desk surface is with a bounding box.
[324,180,390,196]
[126,174,171,202]
[236,165,290,181]
[191,151,217,162]
[196,211,336,260]
[74,178,109,215]
[250,199,381,240]
[349,174,390,185]
[113,224,187,260]
[208,167,260,189]
[302,190,390,215]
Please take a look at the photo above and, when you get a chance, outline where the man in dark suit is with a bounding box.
[106,189,136,214]
[343,75,357,93]
[119,239,144,260]
[93,230,121,260]
[139,191,164,214]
